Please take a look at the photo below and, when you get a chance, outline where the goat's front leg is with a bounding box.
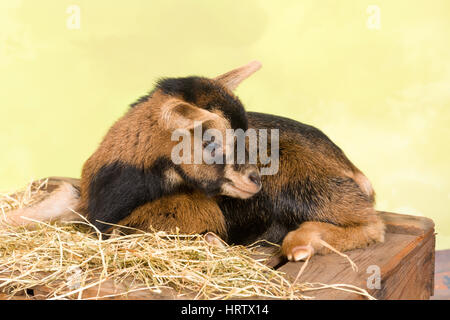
[117,191,227,240]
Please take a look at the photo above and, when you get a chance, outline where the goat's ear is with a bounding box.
[214,60,262,91]
[160,98,219,130]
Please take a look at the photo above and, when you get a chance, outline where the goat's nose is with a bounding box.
[248,171,261,187]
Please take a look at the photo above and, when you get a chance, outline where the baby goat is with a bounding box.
[2,61,384,261]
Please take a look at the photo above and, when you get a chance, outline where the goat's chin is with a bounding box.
[221,183,260,199]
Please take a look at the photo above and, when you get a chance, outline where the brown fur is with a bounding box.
[236,114,384,260]
[117,192,226,239]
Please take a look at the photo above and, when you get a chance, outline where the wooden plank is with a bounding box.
[380,211,435,236]
[249,245,284,269]
[374,229,434,299]
[0,293,30,300]
[31,279,196,300]
[277,214,435,300]
[47,177,81,188]
[39,176,80,193]
[278,233,415,299]
[0,269,196,300]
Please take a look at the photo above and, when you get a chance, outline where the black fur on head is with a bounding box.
[131,76,249,132]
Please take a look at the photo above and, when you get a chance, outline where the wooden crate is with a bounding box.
[0,177,436,300]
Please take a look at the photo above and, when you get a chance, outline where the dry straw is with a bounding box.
[0,180,374,300]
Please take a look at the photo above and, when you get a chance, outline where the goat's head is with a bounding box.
[148,61,263,199]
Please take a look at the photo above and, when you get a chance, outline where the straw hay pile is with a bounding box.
[0,179,373,300]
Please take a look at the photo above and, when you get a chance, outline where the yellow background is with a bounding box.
[1,1,449,249]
